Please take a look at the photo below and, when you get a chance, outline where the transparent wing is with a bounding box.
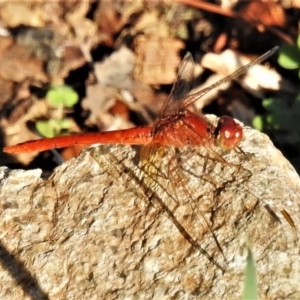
[160,47,278,117]
[159,52,195,117]
[183,46,279,109]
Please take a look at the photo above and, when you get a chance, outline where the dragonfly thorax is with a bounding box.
[152,110,214,147]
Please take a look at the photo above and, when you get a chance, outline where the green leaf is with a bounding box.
[262,98,288,113]
[252,116,263,131]
[261,98,274,110]
[266,114,285,130]
[278,45,300,69]
[46,85,79,108]
[57,119,72,130]
[36,120,56,138]
[297,35,300,50]
[36,119,72,138]
[267,111,299,131]
[242,246,258,300]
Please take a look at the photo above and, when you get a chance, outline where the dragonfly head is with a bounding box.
[215,116,243,150]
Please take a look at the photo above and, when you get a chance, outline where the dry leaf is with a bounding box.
[134,35,184,85]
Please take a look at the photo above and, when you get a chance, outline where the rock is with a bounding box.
[0,116,300,299]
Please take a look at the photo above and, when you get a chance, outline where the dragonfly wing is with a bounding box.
[183,46,279,109]
[159,52,195,117]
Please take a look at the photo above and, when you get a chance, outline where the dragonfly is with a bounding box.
[5,46,294,270]
[3,47,279,155]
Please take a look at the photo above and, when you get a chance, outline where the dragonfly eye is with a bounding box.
[215,116,243,150]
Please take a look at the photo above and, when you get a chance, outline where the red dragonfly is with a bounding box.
[3,47,278,155]
[5,46,295,270]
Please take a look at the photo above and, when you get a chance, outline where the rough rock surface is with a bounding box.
[0,116,300,300]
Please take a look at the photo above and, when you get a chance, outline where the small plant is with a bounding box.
[36,119,73,139]
[278,35,300,73]
[242,244,258,300]
[46,85,79,108]
[36,85,79,138]
[253,37,300,171]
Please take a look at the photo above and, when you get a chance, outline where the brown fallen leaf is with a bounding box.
[134,35,185,85]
